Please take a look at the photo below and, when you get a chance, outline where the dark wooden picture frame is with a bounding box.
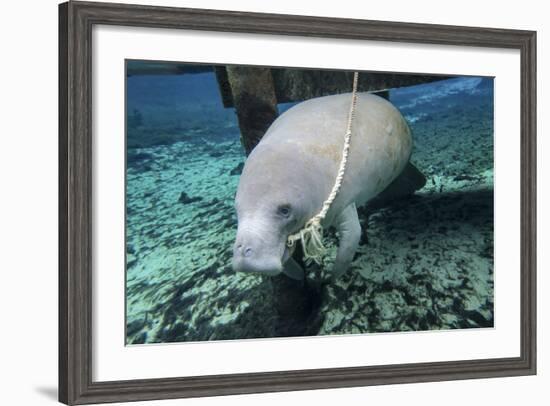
[59,1,537,404]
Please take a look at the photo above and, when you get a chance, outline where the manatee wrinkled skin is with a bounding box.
[232,93,413,279]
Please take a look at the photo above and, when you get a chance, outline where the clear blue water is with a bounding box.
[125,64,494,344]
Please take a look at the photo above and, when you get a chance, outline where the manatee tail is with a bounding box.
[370,162,426,208]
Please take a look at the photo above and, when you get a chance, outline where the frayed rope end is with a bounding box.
[287,218,326,264]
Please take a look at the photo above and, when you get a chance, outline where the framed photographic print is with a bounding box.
[59,1,536,404]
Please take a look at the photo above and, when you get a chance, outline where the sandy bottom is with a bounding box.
[126,96,494,344]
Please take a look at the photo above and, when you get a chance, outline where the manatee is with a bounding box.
[232,92,422,280]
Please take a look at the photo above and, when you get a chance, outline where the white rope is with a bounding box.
[287,71,360,264]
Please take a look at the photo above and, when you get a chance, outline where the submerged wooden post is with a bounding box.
[225,67,320,334]
[270,244,323,337]
[225,66,279,155]
[374,90,390,100]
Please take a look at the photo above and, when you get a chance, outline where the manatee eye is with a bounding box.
[277,204,291,218]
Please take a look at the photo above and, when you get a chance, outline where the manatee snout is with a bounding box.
[232,226,285,276]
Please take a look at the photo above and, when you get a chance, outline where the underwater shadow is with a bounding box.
[365,188,494,232]
[126,189,494,345]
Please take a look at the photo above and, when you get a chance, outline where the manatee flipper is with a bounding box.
[332,203,361,278]
[282,257,305,281]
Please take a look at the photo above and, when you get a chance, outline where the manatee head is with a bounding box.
[232,145,325,276]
